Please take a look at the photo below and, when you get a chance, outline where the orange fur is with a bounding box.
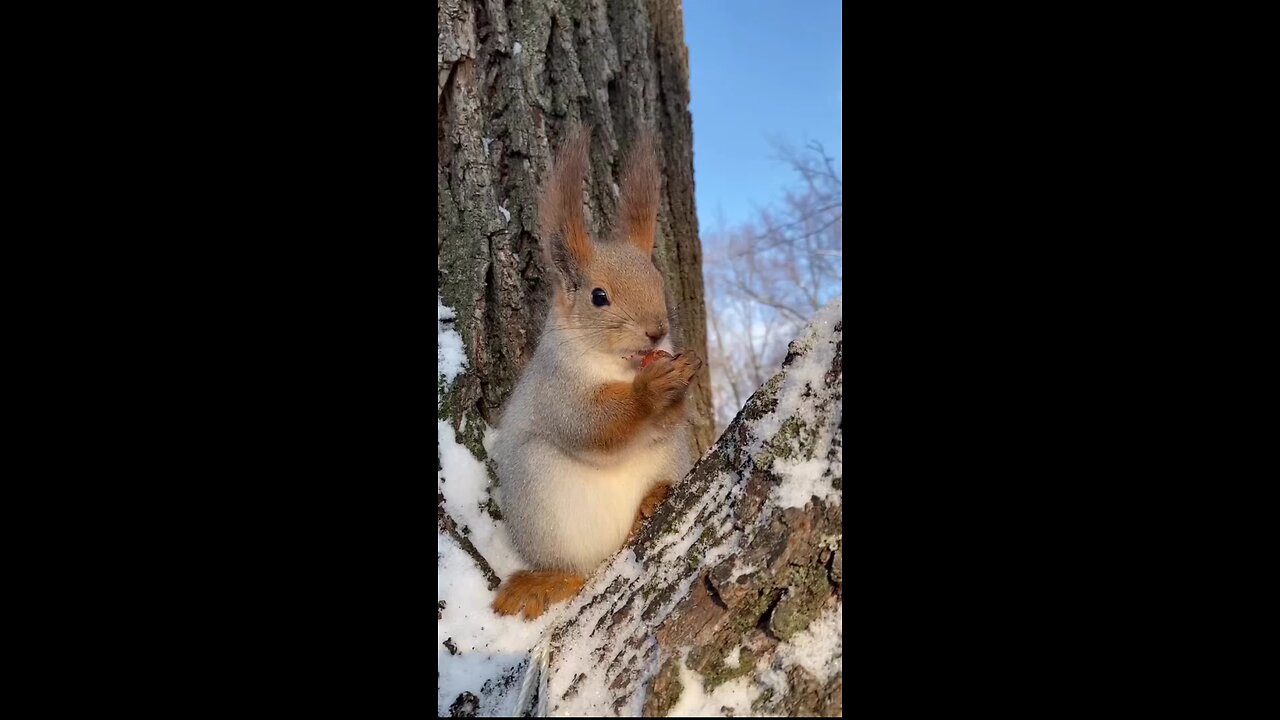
[639,353,701,412]
[638,482,672,518]
[628,483,672,540]
[618,130,660,255]
[583,354,701,452]
[492,570,585,620]
[539,127,594,276]
[651,395,688,430]
[586,382,650,451]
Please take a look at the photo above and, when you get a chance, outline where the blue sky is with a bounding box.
[683,1,842,234]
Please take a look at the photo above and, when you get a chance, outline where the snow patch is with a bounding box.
[438,295,467,385]
[539,467,748,714]
[664,647,764,717]
[438,420,524,580]
[772,456,834,509]
[753,297,842,510]
[730,556,761,583]
[437,530,556,717]
[773,599,842,683]
[534,549,651,716]
[438,416,573,715]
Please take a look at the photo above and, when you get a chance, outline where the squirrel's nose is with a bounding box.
[645,323,667,343]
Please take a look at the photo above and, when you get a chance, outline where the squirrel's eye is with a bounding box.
[591,288,609,307]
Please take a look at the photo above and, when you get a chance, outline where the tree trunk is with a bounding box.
[438,0,713,461]
[518,299,843,717]
[439,2,843,715]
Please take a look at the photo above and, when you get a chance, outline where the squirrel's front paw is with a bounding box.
[636,353,702,409]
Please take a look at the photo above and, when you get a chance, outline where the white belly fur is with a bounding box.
[503,435,676,574]
[498,340,682,574]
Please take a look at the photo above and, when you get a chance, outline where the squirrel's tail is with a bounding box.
[492,570,585,620]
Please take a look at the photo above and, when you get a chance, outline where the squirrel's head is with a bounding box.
[539,127,674,366]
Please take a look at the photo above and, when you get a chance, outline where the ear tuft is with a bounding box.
[539,127,594,289]
[617,130,660,256]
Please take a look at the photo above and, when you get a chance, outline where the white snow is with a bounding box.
[730,556,761,583]
[772,456,835,509]
[663,647,765,717]
[531,550,650,716]
[438,295,467,385]
[661,600,842,717]
[498,204,511,223]
[534,467,749,715]
[512,41,522,56]
[437,420,525,579]
[437,529,556,716]
[753,297,842,510]
[747,599,843,708]
[773,599,842,683]
[438,416,565,714]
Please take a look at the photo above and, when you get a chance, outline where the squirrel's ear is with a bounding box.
[617,130,659,256]
[539,127,594,290]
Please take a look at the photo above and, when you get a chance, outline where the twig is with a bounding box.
[438,492,502,590]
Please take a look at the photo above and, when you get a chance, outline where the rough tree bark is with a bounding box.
[438,0,713,461]
[516,300,843,717]
[439,1,843,715]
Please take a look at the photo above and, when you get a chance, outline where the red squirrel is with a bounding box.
[490,128,701,620]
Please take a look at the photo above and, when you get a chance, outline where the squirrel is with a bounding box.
[490,127,702,620]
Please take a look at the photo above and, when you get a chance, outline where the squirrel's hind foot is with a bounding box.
[492,570,585,620]
[626,483,673,543]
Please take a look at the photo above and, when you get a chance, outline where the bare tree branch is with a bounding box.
[701,139,841,429]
